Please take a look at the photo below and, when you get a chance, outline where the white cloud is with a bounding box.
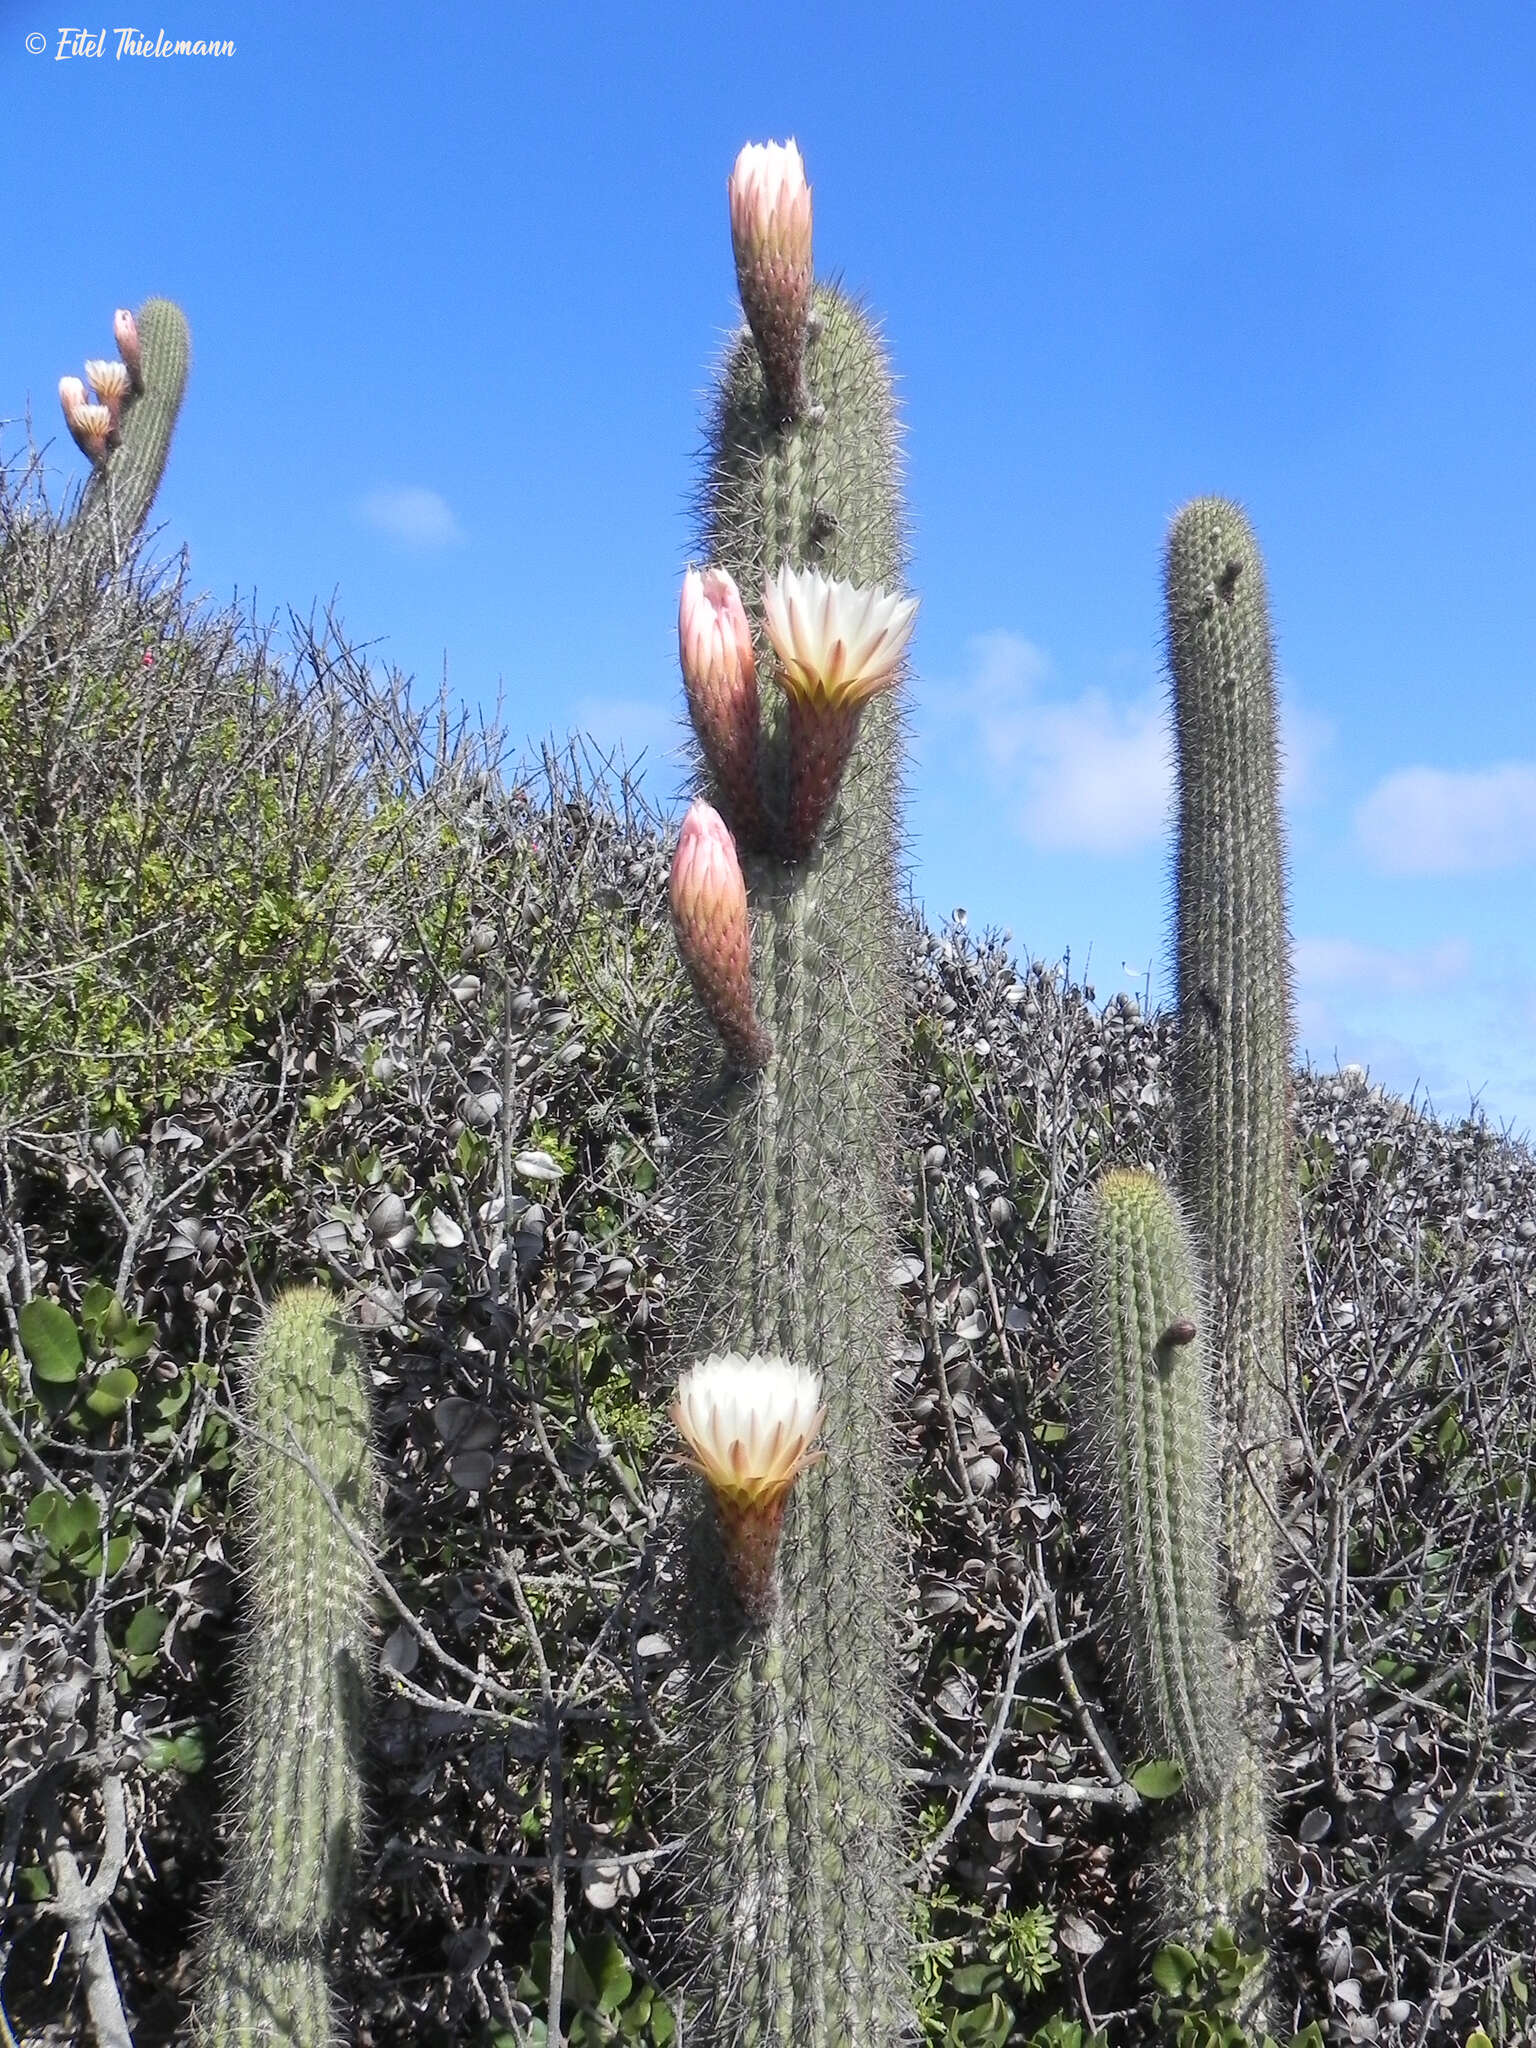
[1353,762,1536,876]
[949,631,1172,854]
[932,632,1328,857]
[356,485,464,550]
[570,694,684,773]
[1278,691,1334,808]
[1295,934,1472,997]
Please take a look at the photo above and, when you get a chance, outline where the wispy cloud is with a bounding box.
[1278,691,1334,808]
[1296,934,1472,996]
[929,632,1329,856]
[950,631,1172,854]
[1353,762,1536,875]
[355,485,464,550]
[570,694,686,779]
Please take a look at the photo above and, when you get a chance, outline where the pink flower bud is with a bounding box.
[114,308,143,393]
[679,565,765,846]
[670,801,771,1070]
[59,376,111,463]
[728,139,813,421]
[760,563,920,857]
[84,358,131,428]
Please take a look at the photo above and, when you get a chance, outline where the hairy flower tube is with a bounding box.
[114,307,143,393]
[728,138,813,420]
[762,562,919,857]
[59,376,112,463]
[670,800,772,1069]
[671,1353,826,1623]
[679,566,766,847]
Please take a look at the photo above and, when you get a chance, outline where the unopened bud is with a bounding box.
[669,801,771,1069]
[679,565,765,846]
[671,1353,825,1623]
[114,308,143,393]
[728,139,813,421]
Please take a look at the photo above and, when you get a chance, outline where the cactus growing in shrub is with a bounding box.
[1157,496,1294,2007]
[60,297,189,568]
[190,1284,378,2048]
[1064,1167,1236,1808]
[668,138,919,2046]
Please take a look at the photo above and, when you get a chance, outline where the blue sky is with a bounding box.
[4,2,1535,1145]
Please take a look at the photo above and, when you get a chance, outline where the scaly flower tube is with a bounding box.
[728,139,813,421]
[670,800,772,1070]
[671,1353,826,1622]
[762,562,919,857]
[679,566,766,848]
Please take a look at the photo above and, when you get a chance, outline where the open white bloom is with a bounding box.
[762,564,919,712]
[59,377,111,461]
[84,357,132,423]
[671,1353,825,1511]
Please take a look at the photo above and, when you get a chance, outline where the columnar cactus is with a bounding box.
[1064,1168,1235,1807]
[190,1284,378,2048]
[669,139,918,2046]
[1159,497,1294,2000]
[62,297,190,568]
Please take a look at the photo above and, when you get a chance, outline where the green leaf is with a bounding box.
[145,1727,207,1774]
[950,1964,1005,1999]
[124,1604,169,1657]
[79,1279,123,1344]
[1151,1944,1198,1996]
[589,1934,632,2014]
[19,1299,84,1384]
[649,1997,675,2045]
[1132,1758,1186,1799]
[112,1318,155,1363]
[85,1366,139,1418]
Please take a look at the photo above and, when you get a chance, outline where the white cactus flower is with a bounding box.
[762,563,919,712]
[670,1353,825,1510]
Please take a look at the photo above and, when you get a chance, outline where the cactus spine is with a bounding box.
[191,1284,378,2048]
[1159,497,1294,1999]
[72,298,190,568]
[1064,1168,1235,1806]
[672,196,913,2041]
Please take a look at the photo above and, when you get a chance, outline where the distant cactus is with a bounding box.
[190,1284,377,2048]
[669,139,917,2047]
[1160,496,1294,2006]
[65,297,189,569]
[1065,1167,1236,1807]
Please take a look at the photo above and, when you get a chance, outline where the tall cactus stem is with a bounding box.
[71,297,190,570]
[674,276,912,2046]
[1160,496,1294,2007]
[190,1284,378,2048]
[1065,1168,1236,1807]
